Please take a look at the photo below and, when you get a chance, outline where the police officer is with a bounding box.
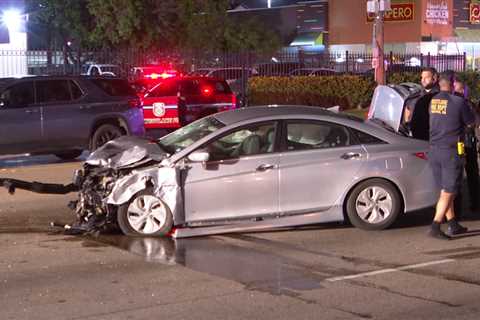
[454,78,479,211]
[404,67,440,140]
[428,72,475,239]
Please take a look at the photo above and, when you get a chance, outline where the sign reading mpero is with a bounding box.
[367,3,414,22]
[471,2,480,24]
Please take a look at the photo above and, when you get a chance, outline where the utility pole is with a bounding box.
[367,0,390,85]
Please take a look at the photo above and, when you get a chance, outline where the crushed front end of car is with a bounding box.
[1,135,180,235]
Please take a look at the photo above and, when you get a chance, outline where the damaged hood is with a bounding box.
[86,136,168,169]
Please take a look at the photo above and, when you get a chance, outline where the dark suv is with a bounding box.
[0,76,145,159]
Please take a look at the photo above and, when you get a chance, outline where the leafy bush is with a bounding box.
[248,76,376,109]
[248,71,480,109]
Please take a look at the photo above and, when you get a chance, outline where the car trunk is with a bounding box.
[367,83,423,133]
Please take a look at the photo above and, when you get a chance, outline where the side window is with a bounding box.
[36,80,72,103]
[214,81,228,94]
[179,80,200,95]
[0,81,35,108]
[351,129,386,145]
[211,70,225,79]
[91,66,100,76]
[70,81,83,100]
[204,122,276,161]
[148,80,178,97]
[286,121,351,151]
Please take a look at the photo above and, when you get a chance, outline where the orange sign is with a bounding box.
[470,2,480,24]
[367,3,415,22]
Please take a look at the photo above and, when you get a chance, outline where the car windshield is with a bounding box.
[189,70,211,76]
[158,116,225,154]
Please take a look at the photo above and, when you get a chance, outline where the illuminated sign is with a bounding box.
[367,3,414,22]
[470,2,480,24]
[425,1,449,25]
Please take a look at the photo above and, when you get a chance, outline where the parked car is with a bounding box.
[81,64,121,77]
[141,76,236,131]
[188,67,258,83]
[255,62,305,76]
[289,68,338,76]
[0,76,145,159]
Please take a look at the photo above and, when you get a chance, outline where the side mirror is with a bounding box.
[188,150,210,163]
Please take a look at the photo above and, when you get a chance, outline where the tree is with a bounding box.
[177,0,281,54]
[86,0,178,49]
[26,0,92,49]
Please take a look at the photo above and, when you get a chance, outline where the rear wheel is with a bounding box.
[54,150,83,160]
[346,179,402,230]
[117,189,173,237]
[90,124,123,150]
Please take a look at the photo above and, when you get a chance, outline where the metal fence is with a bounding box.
[0,48,467,78]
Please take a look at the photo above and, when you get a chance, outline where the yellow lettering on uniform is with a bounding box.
[431,99,448,115]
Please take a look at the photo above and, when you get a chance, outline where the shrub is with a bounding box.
[248,76,376,109]
[248,71,480,109]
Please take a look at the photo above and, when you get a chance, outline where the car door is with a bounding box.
[0,80,41,155]
[142,78,180,129]
[278,120,367,214]
[37,79,89,150]
[183,121,280,222]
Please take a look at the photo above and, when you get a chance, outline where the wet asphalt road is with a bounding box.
[2,156,480,319]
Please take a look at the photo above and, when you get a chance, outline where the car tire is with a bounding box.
[54,150,83,160]
[117,189,173,237]
[90,124,123,150]
[346,179,402,231]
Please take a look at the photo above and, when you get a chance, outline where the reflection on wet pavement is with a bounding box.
[90,234,325,296]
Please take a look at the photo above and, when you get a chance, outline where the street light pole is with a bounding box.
[367,0,390,85]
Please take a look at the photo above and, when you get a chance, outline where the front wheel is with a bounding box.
[117,189,173,237]
[346,179,402,230]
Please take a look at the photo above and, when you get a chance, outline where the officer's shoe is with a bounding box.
[446,219,468,236]
[428,228,452,240]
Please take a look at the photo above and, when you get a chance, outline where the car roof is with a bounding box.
[214,105,362,126]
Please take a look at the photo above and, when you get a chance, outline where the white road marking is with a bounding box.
[325,259,456,282]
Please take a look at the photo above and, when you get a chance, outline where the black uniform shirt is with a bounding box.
[429,91,475,147]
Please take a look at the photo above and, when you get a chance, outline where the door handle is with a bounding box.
[256,164,276,172]
[79,105,92,110]
[24,109,39,114]
[341,152,361,160]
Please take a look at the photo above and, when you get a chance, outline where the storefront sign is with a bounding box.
[367,3,414,22]
[470,2,480,24]
[425,0,449,25]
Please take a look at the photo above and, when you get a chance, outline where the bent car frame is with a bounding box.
[0,84,439,238]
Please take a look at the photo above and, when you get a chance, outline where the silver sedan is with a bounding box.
[80,83,437,237]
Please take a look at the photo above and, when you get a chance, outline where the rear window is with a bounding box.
[205,79,231,94]
[90,79,136,96]
[178,79,232,95]
[148,79,179,97]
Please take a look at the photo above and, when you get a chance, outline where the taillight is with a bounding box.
[128,98,142,108]
[414,152,428,160]
[232,94,237,108]
[201,86,213,96]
